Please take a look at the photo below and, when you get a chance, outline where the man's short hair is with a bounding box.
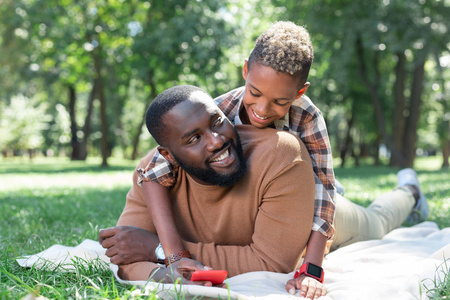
[248,21,314,89]
[146,85,209,146]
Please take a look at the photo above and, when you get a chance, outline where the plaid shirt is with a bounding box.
[138,86,336,238]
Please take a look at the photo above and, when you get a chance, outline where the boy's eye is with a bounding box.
[274,99,290,106]
[249,89,260,97]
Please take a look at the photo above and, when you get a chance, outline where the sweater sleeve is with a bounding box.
[183,149,315,277]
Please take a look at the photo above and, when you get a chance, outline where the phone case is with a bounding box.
[191,270,228,284]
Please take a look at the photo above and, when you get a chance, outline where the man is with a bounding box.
[98,85,316,283]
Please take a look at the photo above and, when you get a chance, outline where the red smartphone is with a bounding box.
[191,270,228,285]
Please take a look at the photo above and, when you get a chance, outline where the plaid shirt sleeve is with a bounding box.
[136,149,179,187]
[290,96,336,239]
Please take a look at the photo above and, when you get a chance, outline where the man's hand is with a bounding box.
[152,258,225,287]
[285,274,327,299]
[98,226,159,265]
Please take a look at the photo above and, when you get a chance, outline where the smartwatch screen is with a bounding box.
[307,263,323,277]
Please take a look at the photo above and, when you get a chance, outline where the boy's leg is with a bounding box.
[330,188,415,251]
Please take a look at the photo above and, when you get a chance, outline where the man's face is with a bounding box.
[241,61,308,128]
[160,92,246,187]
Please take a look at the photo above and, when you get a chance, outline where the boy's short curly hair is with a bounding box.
[248,21,314,89]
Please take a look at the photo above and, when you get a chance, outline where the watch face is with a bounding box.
[155,244,166,260]
[307,263,323,278]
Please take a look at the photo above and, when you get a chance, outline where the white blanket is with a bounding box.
[17,222,450,299]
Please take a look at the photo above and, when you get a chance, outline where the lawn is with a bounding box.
[0,156,449,299]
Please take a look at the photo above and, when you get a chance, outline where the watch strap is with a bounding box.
[164,250,192,267]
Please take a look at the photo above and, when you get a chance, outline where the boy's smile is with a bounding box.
[241,61,309,128]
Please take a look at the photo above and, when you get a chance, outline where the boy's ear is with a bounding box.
[242,60,249,80]
[157,146,177,166]
[296,82,310,99]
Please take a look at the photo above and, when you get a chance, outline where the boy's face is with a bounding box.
[241,61,309,128]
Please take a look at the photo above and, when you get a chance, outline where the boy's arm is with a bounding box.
[137,149,187,261]
[142,181,184,256]
[296,106,336,239]
[303,231,327,267]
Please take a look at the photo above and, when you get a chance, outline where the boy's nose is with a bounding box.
[255,99,270,116]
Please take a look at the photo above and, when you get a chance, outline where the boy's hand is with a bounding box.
[98,226,159,265]
[152,258,220,286]
[285,274,327,299]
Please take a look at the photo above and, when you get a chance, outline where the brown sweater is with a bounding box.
[117,125,315,279]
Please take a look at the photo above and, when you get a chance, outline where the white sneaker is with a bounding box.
[397,168,428,224]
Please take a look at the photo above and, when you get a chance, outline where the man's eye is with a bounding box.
[213,117,223,127]
[188,136,199,144]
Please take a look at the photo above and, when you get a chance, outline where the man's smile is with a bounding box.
[208,144,235,167]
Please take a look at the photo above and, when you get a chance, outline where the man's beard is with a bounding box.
[173,130,247,187]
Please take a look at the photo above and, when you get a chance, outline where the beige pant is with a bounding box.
[331,187,415,251]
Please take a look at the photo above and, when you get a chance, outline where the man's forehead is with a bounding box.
[163,92,220,135]
[172,92,218,115]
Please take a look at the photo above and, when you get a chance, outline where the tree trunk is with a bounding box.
[403,57,426,167]
[443,141,450,168]
[390,52,407,166]
[433,52,450,169]
[93,46,108,167]
[78,79,97,160]
[131,75,158,160]
[355,36,406,167]
[340,107,355,167]
[374,134,381,166]
[68,85,82,160]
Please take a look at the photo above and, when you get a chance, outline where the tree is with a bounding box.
[276,0,450,167]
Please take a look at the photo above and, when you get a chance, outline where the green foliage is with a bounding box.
[0,0,449,165]
[0,95,51,151]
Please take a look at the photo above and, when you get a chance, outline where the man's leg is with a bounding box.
[330,187,415,251]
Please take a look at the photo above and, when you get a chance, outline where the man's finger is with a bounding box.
[100,236,117,249]
[104,245,119,258]
[185,280,213,287]
[98,227,117,242]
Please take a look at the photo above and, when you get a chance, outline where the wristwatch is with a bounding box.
[155,243,166,264]
[294,263,324,283]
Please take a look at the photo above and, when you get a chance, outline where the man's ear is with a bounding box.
[242,59,249,80]
[296,82,310,99]
[157,146,177,166]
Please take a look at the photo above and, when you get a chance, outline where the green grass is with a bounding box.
[0,156,449,299]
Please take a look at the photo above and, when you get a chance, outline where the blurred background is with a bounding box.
[1,0,449,169]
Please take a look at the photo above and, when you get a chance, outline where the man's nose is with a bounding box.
[206,130,224,152]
